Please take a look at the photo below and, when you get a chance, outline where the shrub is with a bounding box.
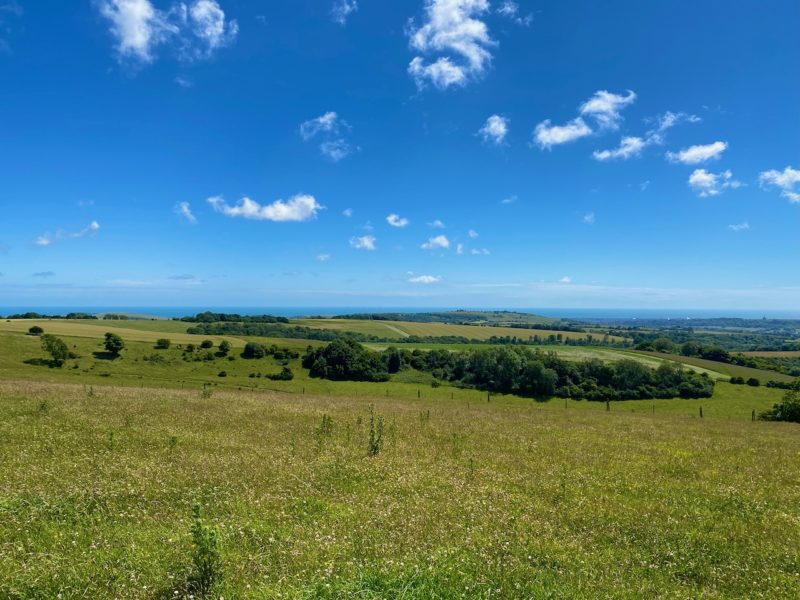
[104,332,125,357]
[218,340,232,356]
[269,367,294,381]
[242,342,266,359]
[155,338,171,349]
[218,371,227,378]
[759,383,800,423]
[41,334,69,367]
[200,339,214,349]
[746,378,760,387]
[27,325,44,336]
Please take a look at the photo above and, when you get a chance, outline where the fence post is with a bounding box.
[699,406,703,419]
[751,409,755,422]
[605,400,610,412]
[417,389,420,399]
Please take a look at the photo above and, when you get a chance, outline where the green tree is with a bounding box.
[41,334,69,367]
[652,338,676,354]
[218,340,232,356]
[200,339,214,349]
[28,325,44,336]
[104,332,125,357]
[155,338,171,349]
[242,341,266,359]
[760,382,800,423]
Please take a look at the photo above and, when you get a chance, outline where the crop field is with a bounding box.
[631,350,797,383]
[743,351,800,358]
[297,318,618,342]
[1,379,798,599]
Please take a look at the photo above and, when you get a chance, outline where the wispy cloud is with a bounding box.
[299,111,354,162]
[407,0,495,90]
[174,201,197,224]
[688,169,742,197]
[350,235,376,251]
[386,213,410,228]
[667,141,727,165]
[593,136,647,161]
[471,247,490,255]
[759,166,800,203]
[467,229,478,238]
[342,208,354,217]
[428,219,446,228]
[582,212,595,224]
[208,195,323,222]
[478,114,509,145]
[97,0,238,65]
[331,0,357,25]
[33,271,56,278]
[408,273,442,284]
[421,234,450,250]
[501,195,517,204]
[534,90,636,149]
[496,1,532,26]
[728,222,749,232]
[559,276,572,283]
[317,253,331,262]
[35,221,100,247]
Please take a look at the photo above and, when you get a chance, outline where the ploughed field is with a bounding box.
[1,380,799,599]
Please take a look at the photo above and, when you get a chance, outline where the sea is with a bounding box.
[2,306,800,320]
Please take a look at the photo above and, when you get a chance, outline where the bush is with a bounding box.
[104,332,125,357]
[746,378,760,387]
[27,325,44,336]
[759,383,800,423]
[218,340,232,356]
[155,338,171,349]
[242,342,266,359]
[218,371,227,378]
[200,339,214,349]
[268,367,294,381]
[41,334,69,367]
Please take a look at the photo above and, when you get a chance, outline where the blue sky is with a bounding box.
[0,0,798,309]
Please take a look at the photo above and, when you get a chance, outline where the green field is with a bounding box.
[295,318,619,342]
[1,380,798,598]
[632,350,797,383]
[1,318,799,598]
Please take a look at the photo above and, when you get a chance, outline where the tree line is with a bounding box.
[302,339,714,401]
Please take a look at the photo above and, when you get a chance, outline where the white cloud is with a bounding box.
[386,213,410,228]
[421,234,450,250]
[579,90,637,130]
[501,195,517,204]
[559,276,572,283]
[593,136,647,161]
[207,194,323,222]
[428,219,446,228]
[317,253,331,262]
[667,141,727,164]
[759,166,800,203]
[534,90,636,150]
[350,235,376,251]
[688,169,742,197]
[471,247,490,255]
[728,222,749,232]
[300,111,341,140]
[467,229,478,238]
[342,208,353,217]
[496,1,532,26]
[35,221,100,247]
[299,111,353,162]
[331,0,357,25]
[646,111,701,143]
[97,0,237,64]
[478,114,508,145]
[456,243,464,254]
[174,201,197,224]
[407,0,494,90]
[533,118,592,149]
[408,273,442,284]
[582,212,595,224]
[319,139,353,162]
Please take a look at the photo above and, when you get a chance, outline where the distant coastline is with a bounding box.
[2,306,800,320]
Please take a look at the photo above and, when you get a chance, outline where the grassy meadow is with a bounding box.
[1,318,799,598]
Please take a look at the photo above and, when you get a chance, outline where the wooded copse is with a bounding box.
[302,339,715,401]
